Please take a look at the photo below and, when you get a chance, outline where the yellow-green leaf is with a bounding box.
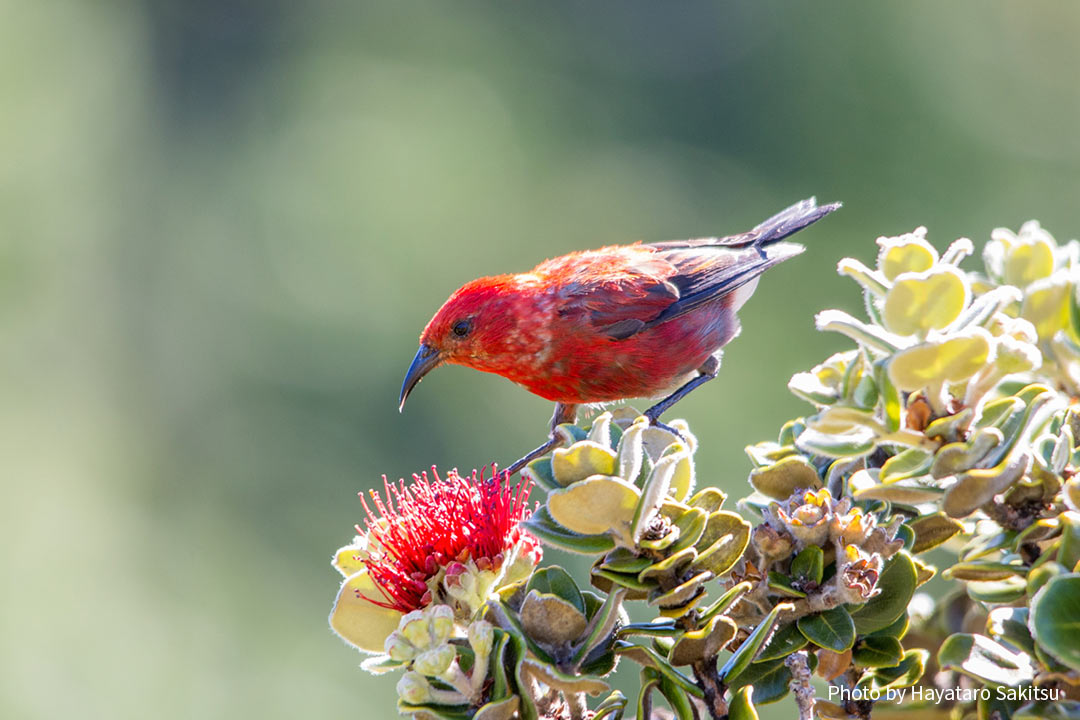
[877,233,938,281]
[551,441,618,486]
[329,570,404,654]
[888,330,992,392]
[883,266,968,336]
[547,475,640,537]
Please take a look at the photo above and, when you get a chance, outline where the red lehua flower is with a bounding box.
[357,466,541,613]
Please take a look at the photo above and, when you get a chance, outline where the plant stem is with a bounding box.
[786,651,816,720]
[689,660,727,719]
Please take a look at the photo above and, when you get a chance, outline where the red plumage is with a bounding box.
[400,198,839,469]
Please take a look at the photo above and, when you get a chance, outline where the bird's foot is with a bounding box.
[643,412,687,442]
[505,435,564,476]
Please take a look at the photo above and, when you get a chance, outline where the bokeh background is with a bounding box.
[2,1,1079,718]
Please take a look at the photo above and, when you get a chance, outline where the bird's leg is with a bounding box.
[505,402,579,476]
[643,355,721,436]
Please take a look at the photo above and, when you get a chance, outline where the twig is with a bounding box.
[785,651,816,720]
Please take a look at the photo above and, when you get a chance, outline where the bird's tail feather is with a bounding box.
[748,197,842,247]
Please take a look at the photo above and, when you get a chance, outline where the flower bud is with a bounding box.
[384,631,416,662]
[838,545,883,602]
[751,524,795,560]
[429,604,455,644]
[468,619,495,658]
[776,489,833,547]
[400,610,431,649]
[413,644,455,677]
[396,672,432,705]
[830,507,874,546]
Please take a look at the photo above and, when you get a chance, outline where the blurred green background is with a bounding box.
[2,1,1078,718]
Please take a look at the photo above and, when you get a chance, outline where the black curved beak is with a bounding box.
[399,344,442,412]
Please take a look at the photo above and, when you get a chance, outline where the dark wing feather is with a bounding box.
[551,252,682,340]
[638,198,840,330]
[643,242,803,328]
[553,198,839,340]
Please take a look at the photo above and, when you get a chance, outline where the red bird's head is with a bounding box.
[399,275,527,411]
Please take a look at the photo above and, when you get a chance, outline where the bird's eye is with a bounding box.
[452,319,472,337]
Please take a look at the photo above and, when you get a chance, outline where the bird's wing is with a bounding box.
[539,248,681,340]
[639,198,839,329]
[543,199,838,341]
[641,242,804,329]
[541,244,801,341]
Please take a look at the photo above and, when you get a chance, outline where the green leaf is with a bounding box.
[688,487,727,512]
[1030,574,1080,672]
[880,448,933,483]
[794,427,877,458]
[967,577,1028,604]
[748,456,821,500]
[850,551,918,634]
[551,440,617,486]
[668,507,708,554]
[789,371,839,405]
[489,631,512,698]
[718,602,792,684]
[987,607,1035,656]
[909,512,965,554]
[614,644,704,699]
[699,581,753,622]
[755,622,808,662]
[520,592,588,650]
[726,658,794,705]
[520,658,609,697]
[874,359,902,432]
[649,571,712,612]
[939,633,1035,686]
[866,649,929,691]
[798,606,856,652]
[791,546,824,585]
[1027,561,1068,597]
[526,567,584,614]
[635,675,660,720]
[546,475,639,539]
[690,511,751,577]
[473,697,519,720]
[658,677,696,720]
[942,450,1030,519]
[523,506,616,555]
[767,572,806,598]
[1014,700,1080,719]
[868,613,909,641]
[976,694,1022,720]
[815,309,902,354]
[571,586,628,668]
[591,567,652,593]
[728,686,760,720]
[591,691,628,720]
[924,408,975,441]
[667,615,738,666]
[522,458,558,492]
[945,561,1026,582]
[853,636,904,668]
[1059,511,1080,572]
[586,412,617,449]
[597,548,651,575]
[616,420,646,486]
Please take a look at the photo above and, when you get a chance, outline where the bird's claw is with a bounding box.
[643,413,687,442]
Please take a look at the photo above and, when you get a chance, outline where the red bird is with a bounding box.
[400,198,840,473]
